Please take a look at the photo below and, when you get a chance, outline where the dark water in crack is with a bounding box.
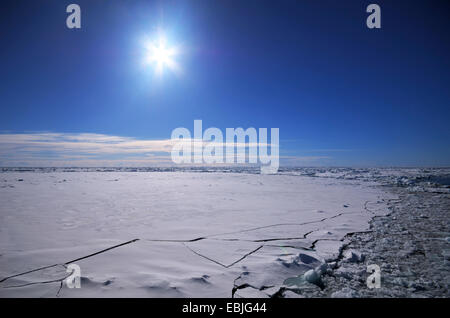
[428,175,450,186]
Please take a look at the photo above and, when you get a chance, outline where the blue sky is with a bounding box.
[0,0,449,167]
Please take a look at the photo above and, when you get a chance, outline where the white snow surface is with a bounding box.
[0,171,395,297]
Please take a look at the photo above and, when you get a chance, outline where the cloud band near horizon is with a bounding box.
[0,132,329,167]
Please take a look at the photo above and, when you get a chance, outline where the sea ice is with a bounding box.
[0,170,395,297]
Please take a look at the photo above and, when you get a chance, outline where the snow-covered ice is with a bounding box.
[0,170,396,297]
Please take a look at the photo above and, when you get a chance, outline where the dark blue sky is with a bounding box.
[1,0,449,166]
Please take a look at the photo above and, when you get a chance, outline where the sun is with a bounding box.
[144,36,179,75]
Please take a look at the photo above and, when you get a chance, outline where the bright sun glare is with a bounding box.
[145,36,179,75]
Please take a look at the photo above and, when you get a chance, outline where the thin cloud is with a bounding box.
[0,132,322,167]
